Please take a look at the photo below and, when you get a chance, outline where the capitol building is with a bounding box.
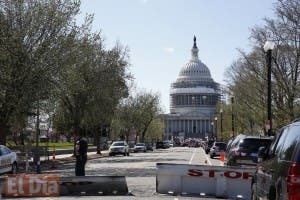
[164,36,220,140]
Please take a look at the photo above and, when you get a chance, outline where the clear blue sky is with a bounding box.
[78,0,276,113]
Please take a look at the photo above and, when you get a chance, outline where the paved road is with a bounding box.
[37,147,224,199]
[2,147,227,199]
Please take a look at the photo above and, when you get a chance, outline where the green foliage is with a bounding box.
[225,0,300,134]
[112,90,162,142]
[0,0,131,145]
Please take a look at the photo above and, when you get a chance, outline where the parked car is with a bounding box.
[156,142,164,149]
[0,145,18,174]
[252,121,300,200]
[181,141,189,147]
[133,143,147,153]
[224,134,246,164]
[226,135,272,166]
[108,141,130,156]
[205,140,215,154]
[209,142,227,158]
[145,143,154,151]
[163,141,170,148]
[156,141,170,149]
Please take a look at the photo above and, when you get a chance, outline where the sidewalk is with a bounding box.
[17,150,109,173]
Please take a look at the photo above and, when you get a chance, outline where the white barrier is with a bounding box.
[156,163,255,199]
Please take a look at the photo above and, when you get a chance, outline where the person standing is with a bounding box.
[75,136,88,176]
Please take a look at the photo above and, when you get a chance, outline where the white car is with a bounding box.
[109,141,130,156]
[133,143,147,152]
[0,145,18,174]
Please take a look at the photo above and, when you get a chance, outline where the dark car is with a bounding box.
[252,121,300,200]
[224,134,246,164]
[156,141,170,149]
[145,143,154,151]
[156,142,164,149]
[226,136,272,166]
[205,140,215,154]
[163,141,170,148]
[209,142,227,158]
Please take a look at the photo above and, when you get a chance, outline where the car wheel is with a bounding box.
[10,162,17,174]
[251,183,258,200]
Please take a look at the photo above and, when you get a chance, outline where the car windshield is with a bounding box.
[215,143,227,149]
[239,138,272,152]
[112,142,125,146]
[136,143,145,146]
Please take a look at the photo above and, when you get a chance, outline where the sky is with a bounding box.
[78,0,276,113]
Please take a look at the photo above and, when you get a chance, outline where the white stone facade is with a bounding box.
[164,36,220,140]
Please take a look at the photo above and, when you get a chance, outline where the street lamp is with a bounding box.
[231,96,235,138]
[264,40,275,136]
[220,109,223,137]
[214,117,218,140]
[210,121,214,139]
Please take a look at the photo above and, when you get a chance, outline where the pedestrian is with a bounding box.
[75,135,88,176]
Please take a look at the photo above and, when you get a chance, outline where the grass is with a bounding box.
[38,142,74,149]
[7,141,94,149]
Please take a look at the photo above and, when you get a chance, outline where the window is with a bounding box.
[0,147,10,155]
[268,128,283,155]
[279,125,300,161]
[274,127,289,156]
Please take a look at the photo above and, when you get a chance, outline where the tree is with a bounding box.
[0,0,81,144]
[53,23,130,143]
[225,0,300,133]
[114,90,161,143]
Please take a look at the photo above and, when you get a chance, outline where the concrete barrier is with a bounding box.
[60,176,128,196]
[156,163,255,199]
[0,174,128,197]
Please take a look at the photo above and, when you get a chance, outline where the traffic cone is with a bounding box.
[51,149,56,169]
[220,150,225,162]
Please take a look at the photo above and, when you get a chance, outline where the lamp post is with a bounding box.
[214,117,218,141]
[210,121,214,139]
[220,109,223,138]
[264,41,275,136]
[231,96,235,138]
[35,100,41,173]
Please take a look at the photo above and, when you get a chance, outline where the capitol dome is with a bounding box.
[164,36,220,140]
[175,36,213,84]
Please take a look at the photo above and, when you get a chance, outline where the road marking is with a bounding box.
[189,148,196,164]
[201,148,212,165]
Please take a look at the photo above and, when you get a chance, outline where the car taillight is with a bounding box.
[287,162,300,200]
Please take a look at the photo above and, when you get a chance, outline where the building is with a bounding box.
[164,36,220,140]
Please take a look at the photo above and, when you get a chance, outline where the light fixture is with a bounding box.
[263,41,275,52]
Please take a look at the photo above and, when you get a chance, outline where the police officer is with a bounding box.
[75,136,88,176]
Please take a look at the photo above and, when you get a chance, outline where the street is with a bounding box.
[37,146,224,199]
